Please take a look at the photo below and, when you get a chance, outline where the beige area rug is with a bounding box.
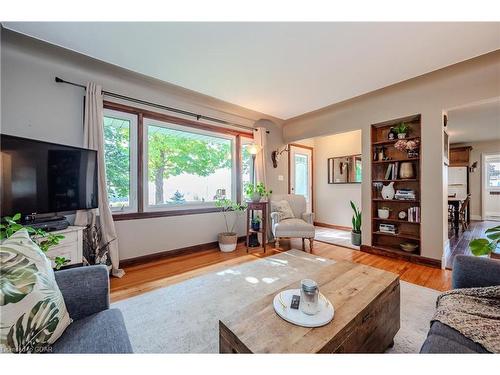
[314,226,360,250]
[113,249,439,353]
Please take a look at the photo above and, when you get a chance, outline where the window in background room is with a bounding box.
[103,109,138,214]
[143,118,235,210]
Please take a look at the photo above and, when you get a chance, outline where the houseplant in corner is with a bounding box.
[350,201,362,246]
[469,225,500,259]
[215,199,247,252]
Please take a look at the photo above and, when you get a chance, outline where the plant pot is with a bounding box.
[397,133,407,139]
[251,222,261,231]
[218,232,238,252]
[377,209,390,219]
[351,231,361,246]
[251,192,261,202]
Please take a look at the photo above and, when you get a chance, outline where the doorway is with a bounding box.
[482,153,500,221]
[289,144,313,213]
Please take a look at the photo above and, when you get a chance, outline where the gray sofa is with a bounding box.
[52,265,133,353]
[420,255,500,353]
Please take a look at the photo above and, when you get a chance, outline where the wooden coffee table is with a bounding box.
[219,261,400,353]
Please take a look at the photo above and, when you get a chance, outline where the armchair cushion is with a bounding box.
[271,200,295,220]
[273,218,315,238]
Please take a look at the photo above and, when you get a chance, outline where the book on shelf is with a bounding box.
[407,206,420,223]
[384,164,393,180]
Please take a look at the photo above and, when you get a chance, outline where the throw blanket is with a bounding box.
[432,286,500,353]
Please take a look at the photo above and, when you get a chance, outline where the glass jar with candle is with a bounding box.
[300,279,319,315]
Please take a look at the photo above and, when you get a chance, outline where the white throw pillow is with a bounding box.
[271,200,295,220]
[0,229,71,353]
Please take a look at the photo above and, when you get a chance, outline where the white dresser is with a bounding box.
[45,226,86,267]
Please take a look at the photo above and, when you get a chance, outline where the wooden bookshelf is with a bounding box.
[367,114,423,261]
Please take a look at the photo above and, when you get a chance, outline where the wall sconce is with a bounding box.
[469,161,478,173]
[271,145,290,168]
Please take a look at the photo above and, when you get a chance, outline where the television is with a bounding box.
[1,134,98,219]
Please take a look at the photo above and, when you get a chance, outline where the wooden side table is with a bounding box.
[246,201,268,253]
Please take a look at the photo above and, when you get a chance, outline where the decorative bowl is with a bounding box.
[400,242,418,253]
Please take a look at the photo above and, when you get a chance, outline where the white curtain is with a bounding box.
[254,127,267,187]
[75,82,124,278]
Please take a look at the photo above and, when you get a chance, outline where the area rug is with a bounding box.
[314,226,360,250]
[113,249,439,353]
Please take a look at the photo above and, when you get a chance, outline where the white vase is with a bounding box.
[397,133,407,139]
[381,182,395,200]
[378,209,390,219]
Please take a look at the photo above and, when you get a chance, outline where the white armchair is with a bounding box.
[270,194,315,251]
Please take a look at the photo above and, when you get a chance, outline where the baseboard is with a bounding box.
[314,221,351,231]
[360,245,442,268]
[120,236,246,268]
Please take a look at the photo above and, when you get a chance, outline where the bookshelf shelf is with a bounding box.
[367,114,424,260]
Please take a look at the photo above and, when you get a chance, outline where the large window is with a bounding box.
[144,118,235,210]
[103,109,138,213]
[102,103,251,219]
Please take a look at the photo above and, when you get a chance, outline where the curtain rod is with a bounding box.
[55,77,269,134]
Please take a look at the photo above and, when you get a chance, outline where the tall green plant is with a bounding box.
[0,214,69,269]
[350,201,362,234]
[469,225,500,256]
[215,199,247,234]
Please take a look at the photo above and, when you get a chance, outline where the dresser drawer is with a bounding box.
[46,244,78,267]
[57,230,78,244]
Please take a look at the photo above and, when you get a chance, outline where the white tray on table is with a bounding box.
[273,288,334,328]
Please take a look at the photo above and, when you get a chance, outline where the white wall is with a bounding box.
[451,140,500,220]
[284,51,500,261]
[1,29,287,260]
[298,130,362,227]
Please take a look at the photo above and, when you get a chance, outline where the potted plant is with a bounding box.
[244,182,272,202]
[469,225,500,259]
[377,207,391,219]
[0,213,69,269]
[215,199,247,252]
[251,216,261,231]
[394,122,410,139]
[350,201,362,246]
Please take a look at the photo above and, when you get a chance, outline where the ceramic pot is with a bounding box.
[399,162,415,179]
[378,208,390,219]
[351,231,361,246]
[251,192,261,202]
[381,182,395,200]
[397,133,407,139]
[251,222,260,231]
[218,232,237,252]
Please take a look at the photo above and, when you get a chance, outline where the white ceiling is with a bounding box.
[4,22,500,119]
[448,100,500,144]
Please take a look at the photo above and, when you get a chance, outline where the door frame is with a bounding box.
[482,152,500,221]
[288,143,314,213]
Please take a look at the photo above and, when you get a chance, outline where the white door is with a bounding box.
[289,145,313,212]
[483,153,500,221]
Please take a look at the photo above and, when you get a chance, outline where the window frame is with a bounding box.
[103,108,138,214]
[102,101,253,221]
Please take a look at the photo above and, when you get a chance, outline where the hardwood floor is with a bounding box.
[110,238,452,303]
[445,220,496,269]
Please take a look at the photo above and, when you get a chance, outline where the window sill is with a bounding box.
[112,207,221,221]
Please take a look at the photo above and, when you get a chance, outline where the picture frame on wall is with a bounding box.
[327,155,362,184]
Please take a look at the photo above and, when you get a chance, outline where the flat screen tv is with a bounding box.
[1,134,98,218]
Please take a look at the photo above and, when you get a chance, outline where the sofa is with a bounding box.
[420,255,500,353]
[51,265,133,353]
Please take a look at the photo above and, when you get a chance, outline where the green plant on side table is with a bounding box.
[469,225,500,258]
[350,201,362,246]
[215,199,247,252]
[0,213,69,269]
[244,182,272,202]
